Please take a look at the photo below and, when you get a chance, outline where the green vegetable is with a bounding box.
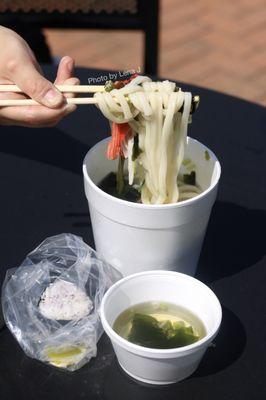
[191,95,200,114]
[104,80,115,92]
[132,135,142,161]
[179,95,200,114]
[182,158,196,173]
[182,158,191,166]
[183,171,196,185]
[128,314,164,348]
[128,313,199,349]
[205,150,210,161]
[116,156,125,194]
[99,172,140,202]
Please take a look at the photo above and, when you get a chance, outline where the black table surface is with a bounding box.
[0,66,265,400]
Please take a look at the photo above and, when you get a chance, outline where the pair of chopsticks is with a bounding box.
[0,85,105,106]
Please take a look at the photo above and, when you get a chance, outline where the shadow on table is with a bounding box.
[193,305,246,377]
[0,330,114,400]
[63,201,266,283]
[196,200,266,283]
[103,306,246,399]
[1,127,265,285]
[64,200,266,282]
[0,125,89,176]
[0,306,245,400]
[64,211,91,228]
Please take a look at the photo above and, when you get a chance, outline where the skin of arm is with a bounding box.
[0,26,79,127]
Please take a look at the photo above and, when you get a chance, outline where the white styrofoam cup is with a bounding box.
[83,137,221,277]
[100,270,222,385]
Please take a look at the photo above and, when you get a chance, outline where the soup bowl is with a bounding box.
[83,137,221,277]
[100,270,222,385]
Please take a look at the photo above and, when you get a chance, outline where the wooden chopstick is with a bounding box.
[0,84,105,93]
[0,98,98,106]
[0,84,104,105]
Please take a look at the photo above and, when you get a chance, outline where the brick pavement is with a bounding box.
[44,0,266,105]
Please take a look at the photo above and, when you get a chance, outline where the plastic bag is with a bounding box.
[1,233,121,371]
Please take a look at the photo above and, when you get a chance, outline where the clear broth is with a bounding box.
[98,172,140,202]
[113,301,206,349]
[98,171,200,204]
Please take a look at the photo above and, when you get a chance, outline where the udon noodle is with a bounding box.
[95,75,201,204]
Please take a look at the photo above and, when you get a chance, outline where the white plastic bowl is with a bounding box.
[100,270,222,385]
[83,137,221,277]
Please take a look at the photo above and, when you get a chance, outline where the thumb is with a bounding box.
[10,61,65,108]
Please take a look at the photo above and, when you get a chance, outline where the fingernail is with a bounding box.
[67,59,74,72]
[44,89,64,106]
[72,78,80,85]
[64,104,77,114]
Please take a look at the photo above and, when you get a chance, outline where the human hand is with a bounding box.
[0,26,79,127]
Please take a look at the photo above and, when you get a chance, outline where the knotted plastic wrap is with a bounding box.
[1,233,121,371]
